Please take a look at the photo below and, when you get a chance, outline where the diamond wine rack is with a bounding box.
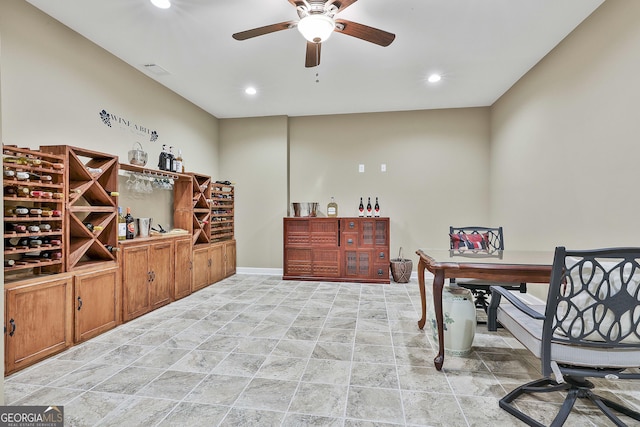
[40,145,119,270]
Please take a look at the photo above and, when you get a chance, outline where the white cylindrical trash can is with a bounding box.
[427,286,476,356]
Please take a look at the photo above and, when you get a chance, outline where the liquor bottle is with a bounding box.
[327,197,338,217]
[374,197,380,217]
[125,207,135,239]
[158,144,167,171]
[366,197,372,217]
[168,146,176,172]
[358,197,365,217]
[175,149,184,173]
[118,207,127,241]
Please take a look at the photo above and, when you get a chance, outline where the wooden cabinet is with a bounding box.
[223,240,236,278]
[121,237,174,322]
[73,266,119,343]
[5,274,74,375]
[174,237,193,300]
[283,217,390,284]
[193,244,222,291]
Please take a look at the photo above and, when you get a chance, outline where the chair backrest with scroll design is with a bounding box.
[449,226,504,252]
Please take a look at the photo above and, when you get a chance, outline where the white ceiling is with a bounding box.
[26,0,603,119]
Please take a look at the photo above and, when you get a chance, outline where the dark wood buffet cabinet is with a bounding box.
[283,217,390,284]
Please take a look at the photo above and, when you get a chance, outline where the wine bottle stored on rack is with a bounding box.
[125,207,135,239]
[366,197,372,217]
[374,197,380,217]
[358,197,365,217]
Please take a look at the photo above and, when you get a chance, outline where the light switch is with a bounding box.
[381,164,386,172]
[359,164,365,173]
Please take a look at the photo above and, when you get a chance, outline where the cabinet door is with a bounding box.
[122,245,150,322]
[174,238,193,300]
[343,249,373,279]
[210,244,225,284]
[149,241,174,310]
[192,246,211,291]
[74,266,119,343]
[224,240,236,278]
[5,275,73,375]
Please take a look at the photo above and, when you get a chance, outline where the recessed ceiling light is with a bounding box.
[427,74,442,83]
[150,0,171,9]
[245,87,257,95]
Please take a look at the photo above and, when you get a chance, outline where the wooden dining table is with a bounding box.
[416,248,554,370]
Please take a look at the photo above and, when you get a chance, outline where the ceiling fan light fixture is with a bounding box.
[297,14,336,43]
[150,0,171,9]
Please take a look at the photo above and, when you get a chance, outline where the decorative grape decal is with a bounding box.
[99,109,111,127]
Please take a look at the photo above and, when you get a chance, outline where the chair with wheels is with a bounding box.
[487,246,640,426]
[449,226,527,313]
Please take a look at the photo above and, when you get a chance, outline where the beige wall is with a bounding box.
[491,0,640,250]
[219,117,288,269]
[289,109,492,259]
[0,0,219,227]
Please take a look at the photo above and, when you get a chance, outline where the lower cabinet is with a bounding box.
[193,240,236,291]
[121,238,174,322]
[5,274,74,375]
[174,237,193,300]
[74,266,120,343]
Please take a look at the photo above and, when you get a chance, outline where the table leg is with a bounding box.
[433,269,445,371]
[417,257,427,329]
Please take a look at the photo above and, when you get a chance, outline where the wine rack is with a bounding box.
[187,173,211,245]
[40,145,119,270]
[3,145,66,280]
[210,182,234,242]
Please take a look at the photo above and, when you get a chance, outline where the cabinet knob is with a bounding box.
[349,222,355,228]
[379,252,385,259]
[347,238,353,244]
[377,269,384,276]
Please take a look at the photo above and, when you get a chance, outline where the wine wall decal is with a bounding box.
[98,109,159,142]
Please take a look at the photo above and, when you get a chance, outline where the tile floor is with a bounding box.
[4,274,639,426]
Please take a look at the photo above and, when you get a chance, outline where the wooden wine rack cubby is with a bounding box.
[40,146,119,270]
[3,145,67,281]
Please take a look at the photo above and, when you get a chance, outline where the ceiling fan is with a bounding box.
[232,0,395,68]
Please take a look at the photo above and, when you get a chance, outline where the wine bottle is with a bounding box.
[104,244,119,253]
[118,206,127,241]
[327,197,338,217]
[40,223,52,232]
[358,197,365,217]
[29,208,43,216]
[125,207,135,239]
[374,197,380,217]
[27,225,41,233]
[6,237,29,247]
[6,223,27,233]
[4,186,17,196]
[175,149,184,173]
[15,171,29,180]
[14,206,30,216]
[86,167,102,175]
[106,191,119,197]
[41,251,62,260]
[4,259,16,267]
[168,146,175,172]
[16,186,30,197]
[84,222,94,231]
[4,169,15,178]
[366,197,372,217]
[29,238,43,247]
[158,144,167,171]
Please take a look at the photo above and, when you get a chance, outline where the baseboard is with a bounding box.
[235,267,431,282]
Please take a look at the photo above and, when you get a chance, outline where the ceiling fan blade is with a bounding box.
[232,21,296,41]
[305,42,321,68]
[335,19,395,47]
[328,0,359,13]
[288,0,306,7]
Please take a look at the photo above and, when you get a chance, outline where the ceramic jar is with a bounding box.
[427,286,476,356]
